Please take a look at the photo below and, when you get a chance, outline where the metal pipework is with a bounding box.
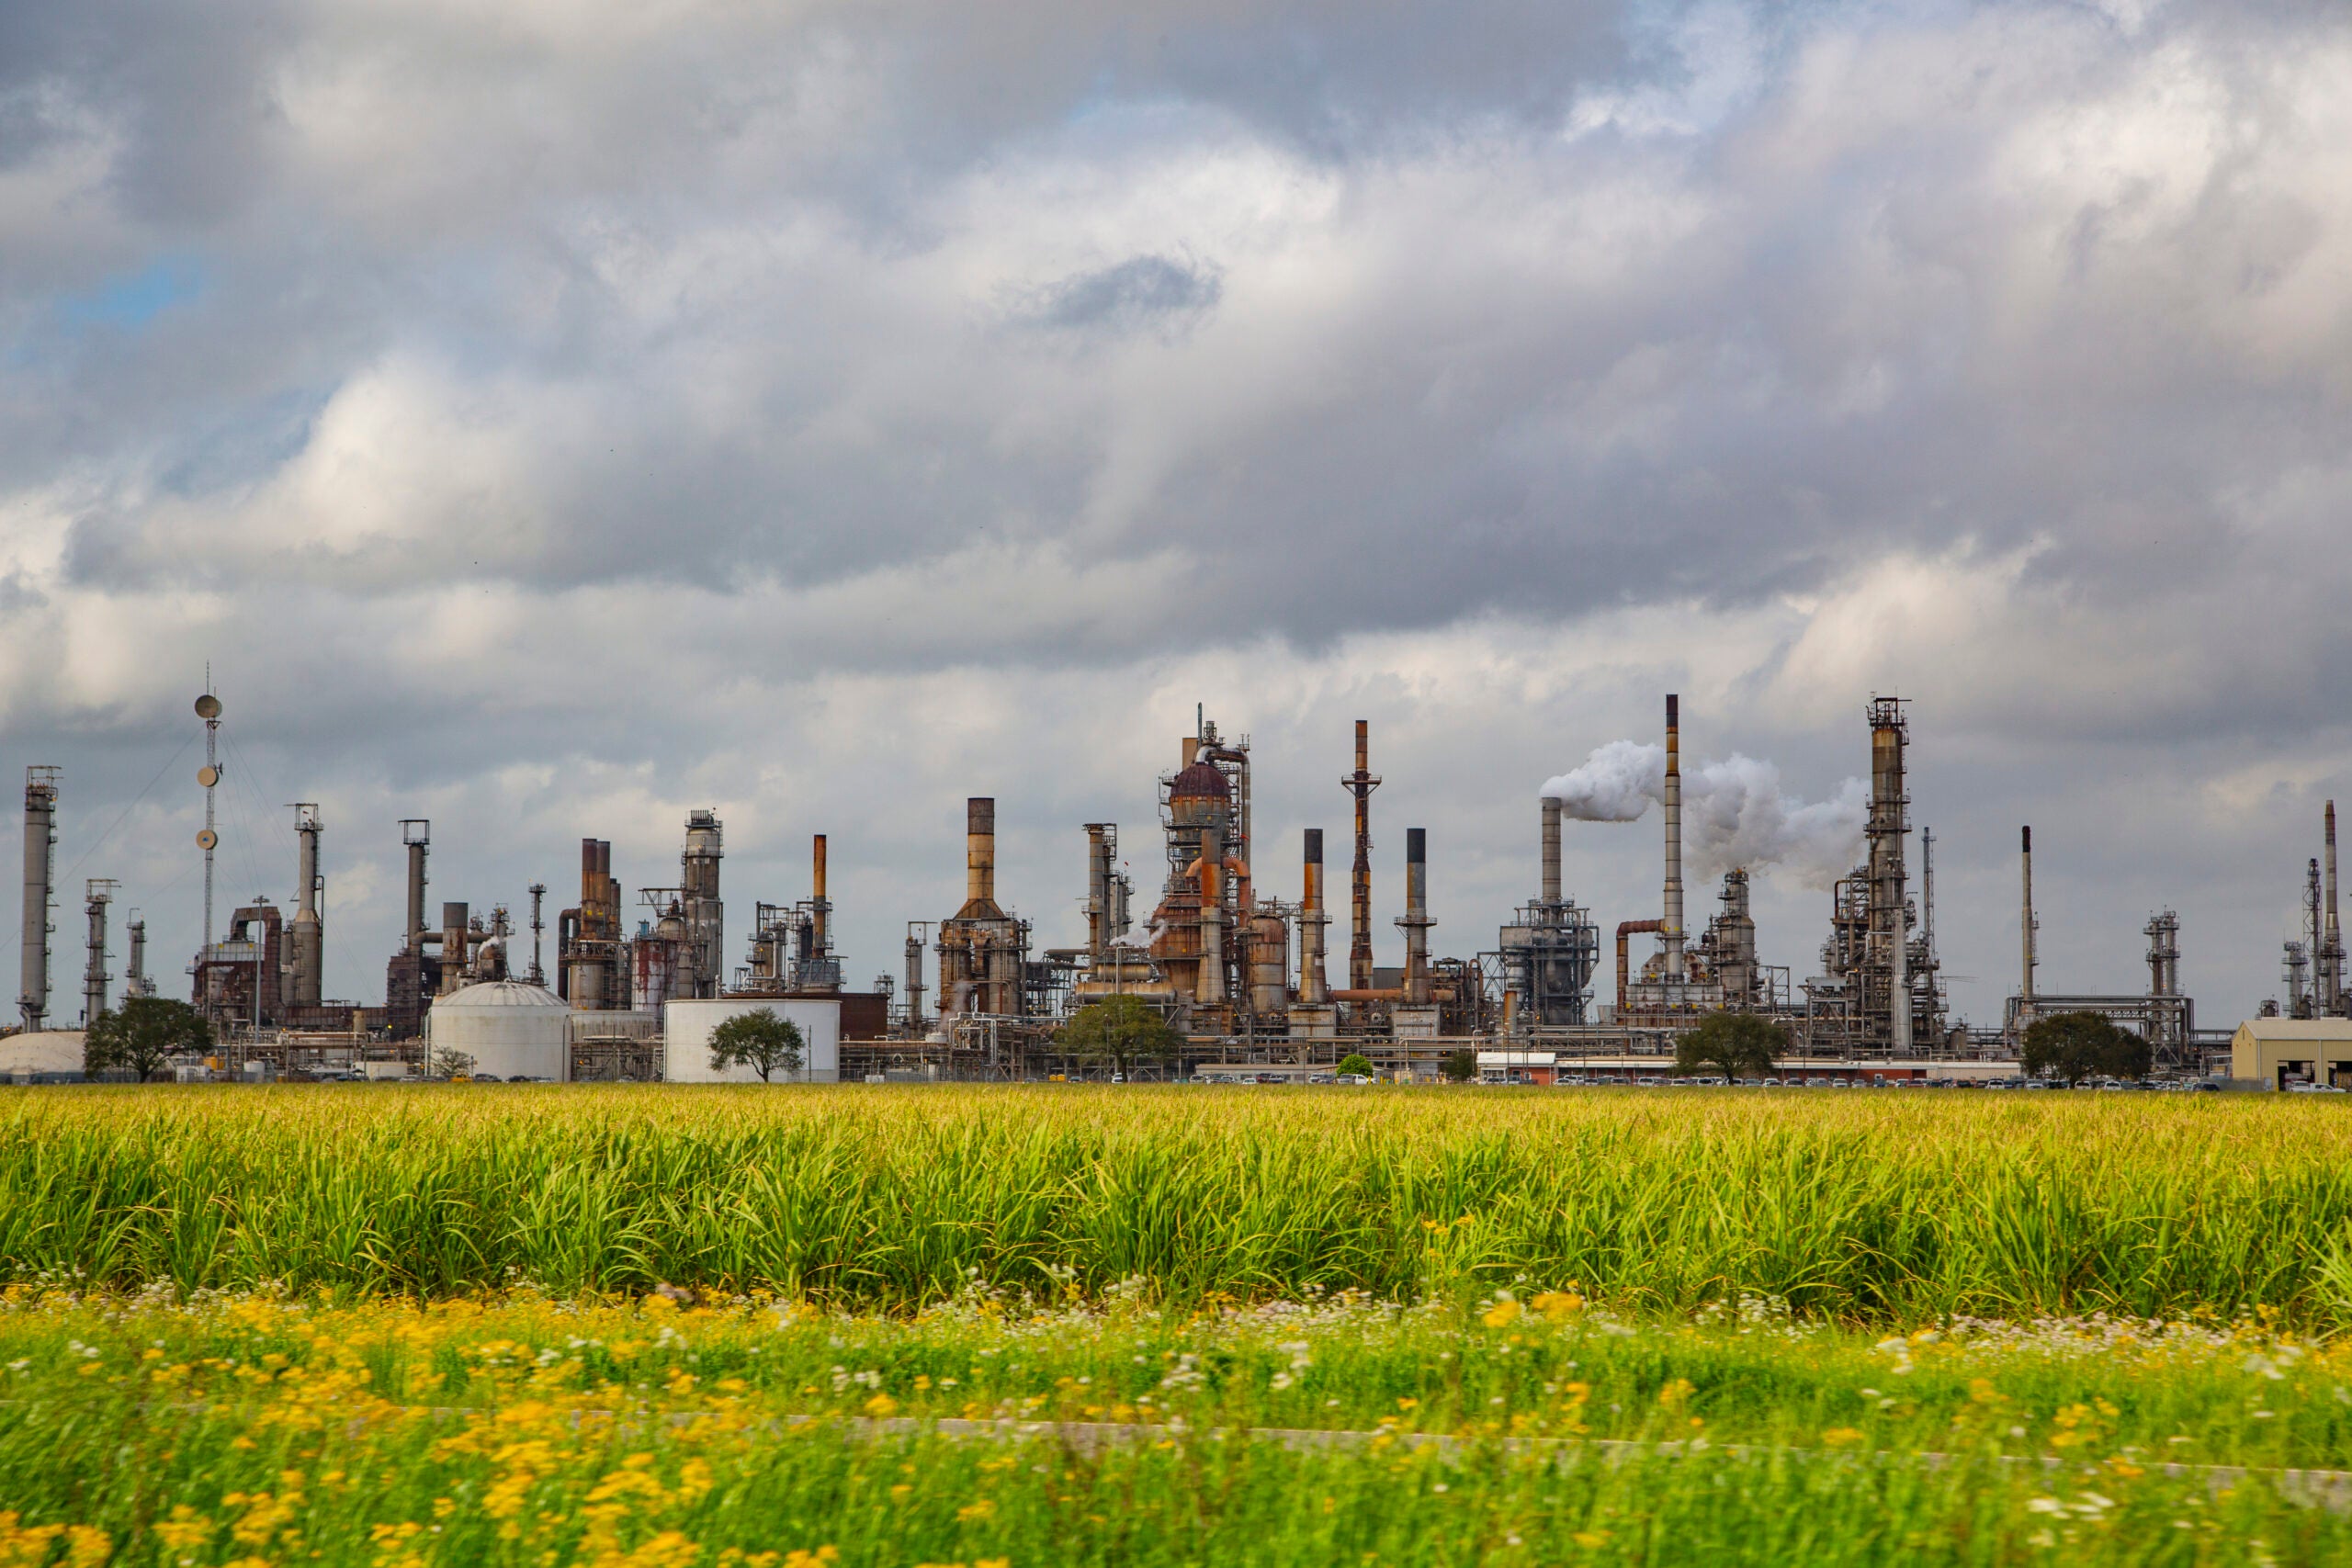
[289,804,323,1010]
[401,820,431,957]
[1616,919,1664,1016]
[967,798,996,908]
[82,878,114,1025]
[1341,720,1381,991]
[1298,828,1330,1006]
[1662,696,1684,980]
[1541,795,1562,907]
[19,766,58,1032]
[1397,827,1433,1005]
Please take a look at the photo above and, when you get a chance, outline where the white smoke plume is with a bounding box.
[1542,744,1867,889]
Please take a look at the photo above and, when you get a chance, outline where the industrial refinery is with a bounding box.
[3,682,2345,1087]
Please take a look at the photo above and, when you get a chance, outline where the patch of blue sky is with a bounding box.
[60,254,205,330]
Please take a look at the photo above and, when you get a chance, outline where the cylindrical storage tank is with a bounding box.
[424,979,571,1080]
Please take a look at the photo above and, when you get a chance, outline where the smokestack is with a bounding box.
[2327,801,2343,1013]
[1399,827,1432,1005]
[289,805,323,1010]
[402,821,431,956]
[1662,696,1684,980]
[2020,827,2035,1021]
[18,767,57,1032]
[812,833,830,953]
[1299,828,1330,1006]
[82,880,112,1026]
[967,798,995,908]
[1541,795,1562,907]
[1342,720,1381,991]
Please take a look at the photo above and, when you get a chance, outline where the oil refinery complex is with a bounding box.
[4,685,2348,1089]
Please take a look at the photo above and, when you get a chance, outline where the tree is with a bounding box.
[1060,995,1181,1079]
[2021,1010,2146,1086]
[1336,1053,1376,1080]
[84,997,212,1082]
[429,1046,476,1080]
[1439,1048,1477,1083]
[1674,1012,1787,1080]
[708,1009,806,1083]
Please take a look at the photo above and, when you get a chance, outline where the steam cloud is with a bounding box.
[1541,743,1868,889]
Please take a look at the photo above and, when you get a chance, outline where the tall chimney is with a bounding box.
[1541,795,1562,908]
[289,805,323,1010]
[967,798,996,908]
[1662,696,1684,980]
[402,821,431,956]
[1083,824,1112,962]
[2019,826,2036,1023]
[1342,720,1381,991]
[1398,827,1433,1005]
[809,833,830,955]
[2326,801,2343,1014]
[18,767,57,1032]
[1299,828,1330,1006]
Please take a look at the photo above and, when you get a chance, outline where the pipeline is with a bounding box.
[1616,919,1664,1016]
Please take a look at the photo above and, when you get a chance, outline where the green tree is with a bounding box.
[429,1046,476,1080]
[84,997,212,1082]
[2021,1010,2145,1086]
[1439,1048,1477,1082]
[1060,996,1181,1079]
[1336,1053,1376,1080]
[1674,1012,1787,1079]
[708,1009,806,1082]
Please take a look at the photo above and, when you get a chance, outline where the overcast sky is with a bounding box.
[3,0,2348,1029]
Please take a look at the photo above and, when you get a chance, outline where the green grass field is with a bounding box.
[6,1084,2352,1322]
[5,1084,2352,1563]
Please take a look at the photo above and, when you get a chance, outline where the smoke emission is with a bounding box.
[1541,744,1867,888]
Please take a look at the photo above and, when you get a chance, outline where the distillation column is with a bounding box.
[18,767,57,1033]
[82,879,113,1025]
[2325,801,2345,1014]
[441,903,470,993]
[289,804,323,1010]
[2019,827,2036,1029]
[1341,720,1381,991]
[1867,699,1911,1054]
[126,915,150,998]
[682,810,724,999]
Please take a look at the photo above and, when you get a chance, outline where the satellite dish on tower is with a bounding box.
[197,764,220,788]
[195,694,221,720]
[196,829,218,852]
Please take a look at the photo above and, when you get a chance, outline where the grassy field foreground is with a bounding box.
[4,1288,2352,1565]
[6,1085,2352,1321]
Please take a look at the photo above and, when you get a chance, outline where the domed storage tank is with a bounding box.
[424,979,570,1081]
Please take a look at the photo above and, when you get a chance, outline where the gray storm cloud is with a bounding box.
[1544,743,1867,890]
[0,0,2346,1023]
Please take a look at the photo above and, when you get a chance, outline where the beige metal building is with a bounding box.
[2230,1019,2352,1089]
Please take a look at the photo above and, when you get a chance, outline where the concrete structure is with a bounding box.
[938,798,1026,1021]
[1,1029,85,1080]
[662,996,842,1083]
[423,979,571,1080]
[2230,1018,2352,1089]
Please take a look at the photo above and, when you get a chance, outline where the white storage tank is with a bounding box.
[424,979,571,1081]
[663,997,840,1083]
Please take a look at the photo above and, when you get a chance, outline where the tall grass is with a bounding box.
[4,1085,2350,1322]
